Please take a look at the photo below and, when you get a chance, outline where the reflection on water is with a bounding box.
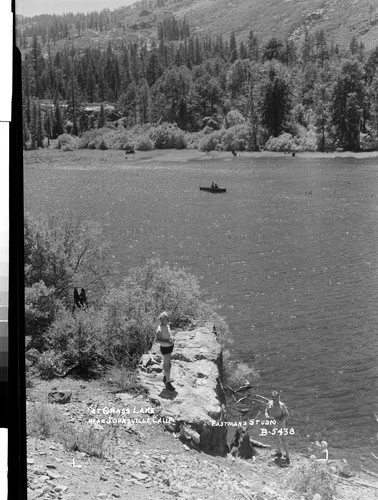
[25,154,378,467]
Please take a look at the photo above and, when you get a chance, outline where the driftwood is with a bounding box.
[251,394,270,403]
[250,438,271,449]
[235,384,254,392]
[371,452,378,461]
[231,394,247,404]
[349,478,378,490]
[361,465,378,479]
[227,384,254,394]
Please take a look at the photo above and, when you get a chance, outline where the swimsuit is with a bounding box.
[157,324,174,355]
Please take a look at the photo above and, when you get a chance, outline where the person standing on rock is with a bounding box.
[156,311,175,391]
[265,391,290,464]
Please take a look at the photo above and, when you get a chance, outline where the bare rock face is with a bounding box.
[137,325,227,456]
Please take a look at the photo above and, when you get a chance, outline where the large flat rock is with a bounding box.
[137,325,228,456]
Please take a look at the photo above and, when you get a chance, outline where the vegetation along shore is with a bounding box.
[19,0,378,155]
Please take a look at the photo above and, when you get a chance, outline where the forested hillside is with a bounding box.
[17,0,378,152]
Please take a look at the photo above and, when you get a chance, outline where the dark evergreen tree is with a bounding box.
[331,59,365,150]
[98,104,105,128]
[262,38,283,62]
[30,102,38,149]
[260,61,292,137]
[53,102,63,138]
[229,31,238,63]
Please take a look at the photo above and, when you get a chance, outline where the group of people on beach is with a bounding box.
[155,311,295,464]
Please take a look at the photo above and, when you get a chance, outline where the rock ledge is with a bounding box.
[137,325,228,456]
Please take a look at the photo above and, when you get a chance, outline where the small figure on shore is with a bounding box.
[229,426,257,459]
[265,390,291,464]
[211,181,215,188]
[310,440,328,463]
[74,287,87,310]
[156,311,175,391]
[231,150,237,156]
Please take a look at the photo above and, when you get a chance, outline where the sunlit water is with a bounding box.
[25,152,378,468]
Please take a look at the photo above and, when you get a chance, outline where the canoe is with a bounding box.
[199,187,227,193]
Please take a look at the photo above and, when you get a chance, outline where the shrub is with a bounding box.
[224,109,246,129]
[98,138,108,150]
[27,402,114,458]
[119,258,204,327]
[360,132,378,151]
[25,281,65,348]
[36,350,67,379]
[135,135,154,151]
[292,462,337,499]
[56,423,116,458]
[149,122,187,149]
[27,402,65,439]
[264,131,318,152]
[56,134,82,150]
[25,213,109,301]
[220,124,250,151]
[222,350,260,389]
[264,133,294,152]
[106,365,147,394]
[198,129,226,152]
[43,308,106,374]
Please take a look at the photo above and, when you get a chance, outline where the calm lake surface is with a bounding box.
[25,151,378,467]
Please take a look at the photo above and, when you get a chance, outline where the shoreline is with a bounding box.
[23,147,378,165]
[25,370,378,500]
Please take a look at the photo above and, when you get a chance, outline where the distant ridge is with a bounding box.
[16,0,378,50]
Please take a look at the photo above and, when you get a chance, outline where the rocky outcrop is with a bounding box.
[137,325,228,456]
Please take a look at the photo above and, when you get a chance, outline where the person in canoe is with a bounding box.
[211,181,215,188]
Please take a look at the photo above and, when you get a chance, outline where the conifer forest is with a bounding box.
[18,7,378,152]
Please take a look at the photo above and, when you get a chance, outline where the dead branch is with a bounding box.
[361,465,378,479]
[250,438,271,449]
[349,478,378,490]
[231,394,247,404]
[251,394,270,403]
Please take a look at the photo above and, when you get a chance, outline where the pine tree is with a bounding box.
[30,102,37,150]
[53,102,63,138]
[229,32,238,63]
[45,109,52,147]
[331,59,364,151]
[98,104,105,128]
[260,61,292,137]
[36,103,44,148]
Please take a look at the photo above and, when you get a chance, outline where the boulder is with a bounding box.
[136,325,227,456]
[47,390,72,404]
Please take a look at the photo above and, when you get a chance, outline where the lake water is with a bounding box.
[24,151,378,467]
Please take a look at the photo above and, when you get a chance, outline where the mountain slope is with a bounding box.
[162,0,378,49]
[18,0,378,52]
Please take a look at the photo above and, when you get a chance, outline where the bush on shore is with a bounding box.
[25,212,226,377]
[292,462,336,499]
[264,130,317,152]
[149,122,187,149]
